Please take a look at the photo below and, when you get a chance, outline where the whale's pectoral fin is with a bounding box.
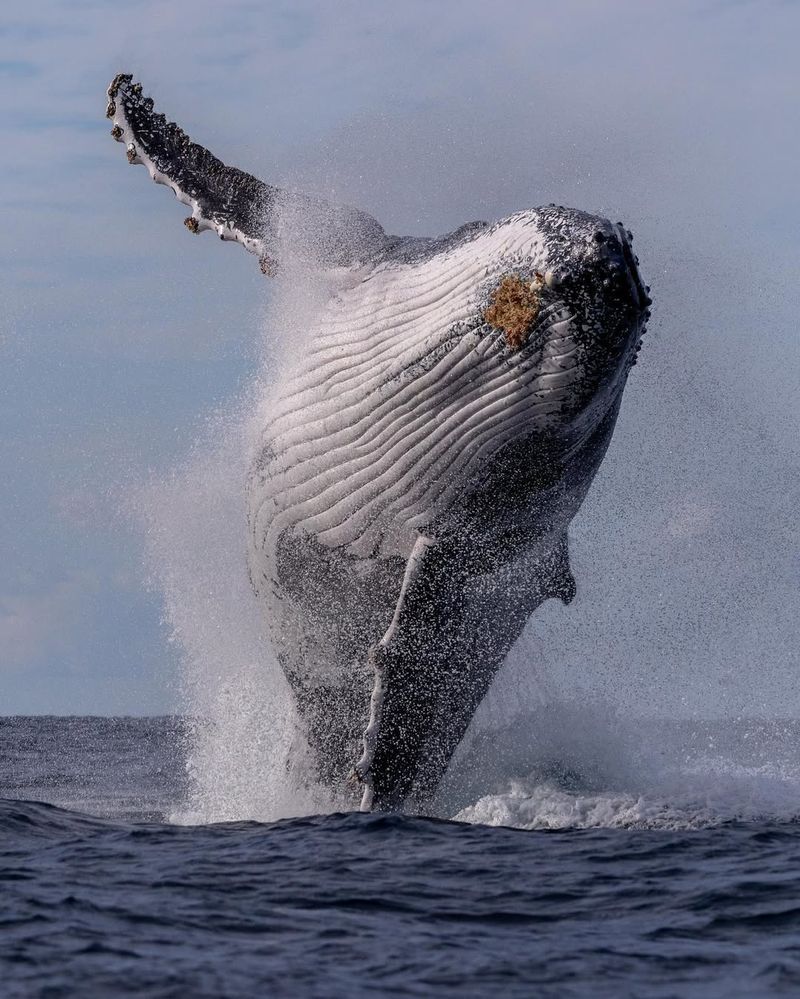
[107,73,389,273]
[355,531,579,811]
[354,534,438,810]
[107,73,274,266]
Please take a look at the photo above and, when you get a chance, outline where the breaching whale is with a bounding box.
[107,74,651,812]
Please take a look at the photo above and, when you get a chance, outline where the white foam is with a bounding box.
[448,706,800,830]
[456,775,800,831]
[456,783,701,830]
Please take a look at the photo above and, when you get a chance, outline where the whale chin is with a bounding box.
[107,74,650,812]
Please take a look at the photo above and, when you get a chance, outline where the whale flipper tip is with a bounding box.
[106,72,272,266]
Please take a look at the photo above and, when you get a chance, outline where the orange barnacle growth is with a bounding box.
[483,273,544,351]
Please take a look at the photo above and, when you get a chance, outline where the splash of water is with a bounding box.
[137,264,354,824]
[445,705,800,830]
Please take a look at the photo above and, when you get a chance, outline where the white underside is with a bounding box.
[248,214,585,570]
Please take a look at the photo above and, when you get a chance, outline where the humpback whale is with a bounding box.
[107,74,651,812]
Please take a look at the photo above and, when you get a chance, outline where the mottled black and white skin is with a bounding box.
[108,74,651,812]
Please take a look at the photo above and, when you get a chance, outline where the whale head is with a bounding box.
[468,205,650,453]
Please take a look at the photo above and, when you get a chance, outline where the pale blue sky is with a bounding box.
[2,1,798,714]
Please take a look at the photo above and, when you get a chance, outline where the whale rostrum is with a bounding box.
[108,74,651,812]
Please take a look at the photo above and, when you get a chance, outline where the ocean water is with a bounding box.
[4,716,800,997]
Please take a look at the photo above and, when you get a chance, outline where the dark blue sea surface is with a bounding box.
[3,717,800,998]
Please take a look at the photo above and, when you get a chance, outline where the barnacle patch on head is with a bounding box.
[483,273,544,351]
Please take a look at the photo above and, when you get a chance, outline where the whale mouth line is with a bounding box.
[613,225,649,311]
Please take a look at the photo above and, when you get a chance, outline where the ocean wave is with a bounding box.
[0,798,114,839]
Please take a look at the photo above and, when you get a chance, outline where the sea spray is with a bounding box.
[136,263,352,823]
[444,704,800,829]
